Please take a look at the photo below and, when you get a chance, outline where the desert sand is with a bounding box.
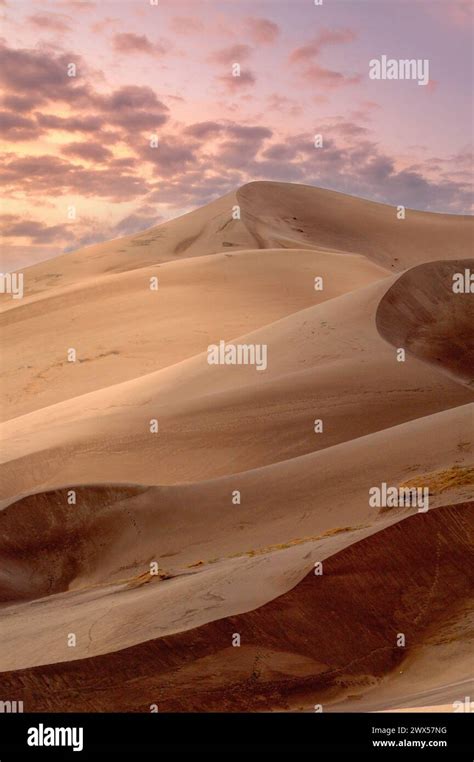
[0,181,472,712]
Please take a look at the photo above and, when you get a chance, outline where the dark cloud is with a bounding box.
[0,43,169,137]
[216,129,272,169]
[261,143,299,161]
[3,94,44,112]
[1,155,150,201]
[61,141,113,163]
[95,85,169,132]
[0,111,43,141]
[112,33,167,56]
[98,85,167,112]
[184,121,224,139]
[137,136,199,177]
[0,42,90,105]
[36,113,104,133]
[0,214,75,243]
[226,125,272,141]
[110,156,138,169]
[146,173,244,208]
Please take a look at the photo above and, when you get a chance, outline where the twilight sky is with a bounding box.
[1,0,472,270]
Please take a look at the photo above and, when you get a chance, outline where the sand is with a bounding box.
[0,181,472,713]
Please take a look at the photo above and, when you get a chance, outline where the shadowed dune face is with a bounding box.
[2,503,472,713]
[376,259,474,387]
[0,486,147,602]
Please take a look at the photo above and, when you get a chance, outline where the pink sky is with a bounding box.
[1,0,472,270]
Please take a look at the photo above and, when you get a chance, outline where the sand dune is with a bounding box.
[2,182,470,310]
[0,502,471,712]
[1,262,472,502]
[1,403,472,668]
[376,258,474,387]
[0,182,472,713]
[1,247,388,420]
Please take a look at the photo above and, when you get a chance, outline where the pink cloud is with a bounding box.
[209,44,253,65]
[244,17,279,44]
[61,141,113,163]
[435,0,472,26]
[28,13,72,32]
[112,33,168,56]
[289,28,355,64]
[217,70,256,92]
[302,64,361,89]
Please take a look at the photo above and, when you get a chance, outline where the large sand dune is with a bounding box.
[0,182,472,713]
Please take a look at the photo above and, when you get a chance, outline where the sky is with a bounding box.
[1,0,472,270]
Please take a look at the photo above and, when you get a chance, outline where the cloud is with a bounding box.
[99,85,166,112]
[261,143,299,161]
[209,44,253,65]
[94,85,169,133]
[1,154,150,201]
[217,70,256,92]
[287,29,359,90]
[36,113,104,133]
[267,94,302,117]
[136,135,199,177]
[111,208,163,237]
[184,121,224,139]
[146,173,244,209]
[289,28,355,64]
[28,13,72,33]
[0,42,91,106]
[0,111,43,141]
[0,44,169,137]
[61,141,113,163]
[0,214,75,244]
[3,94,44,112]
[215,124,272,169]
[244,17,279,44]
[112,33,167,56]
[301,64,361,89]
[226,125,272,141]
